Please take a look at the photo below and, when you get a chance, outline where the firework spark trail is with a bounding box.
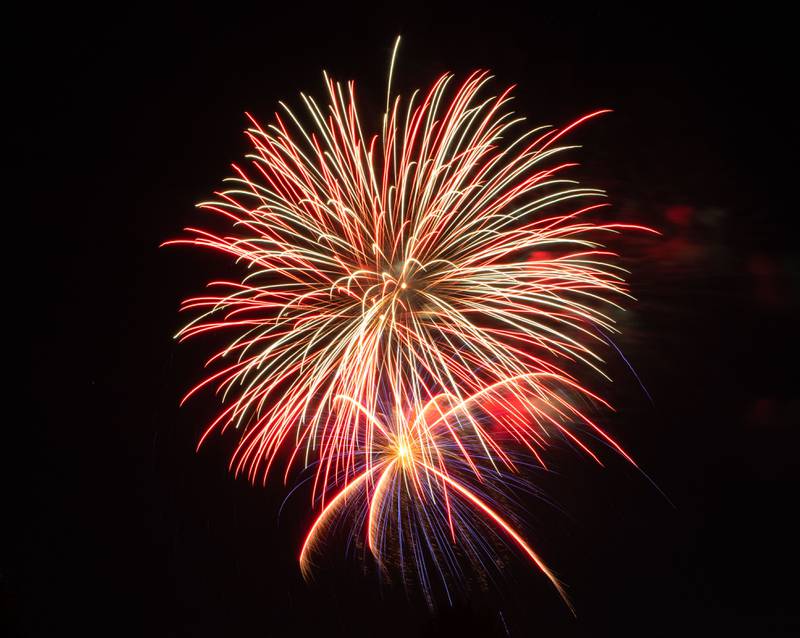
[167,38,654,605]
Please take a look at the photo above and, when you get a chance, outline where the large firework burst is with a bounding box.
[166,39,653,607]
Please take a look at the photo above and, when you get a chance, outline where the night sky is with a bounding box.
[12,4,799,637]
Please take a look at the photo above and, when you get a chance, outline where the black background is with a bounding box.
[12,4,799,636]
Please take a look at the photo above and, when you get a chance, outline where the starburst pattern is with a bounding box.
[167,40,653,607]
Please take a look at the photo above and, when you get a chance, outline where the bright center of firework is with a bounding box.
[392,434,414,467]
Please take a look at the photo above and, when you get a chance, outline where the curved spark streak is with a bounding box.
[367,460,398,557]
[419,461,573,613]
[299,463,386,575]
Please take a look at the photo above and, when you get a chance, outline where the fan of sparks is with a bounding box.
[166,41,654,608]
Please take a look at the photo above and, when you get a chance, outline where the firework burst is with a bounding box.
[166,38,654,607]
[298,386,578,608]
